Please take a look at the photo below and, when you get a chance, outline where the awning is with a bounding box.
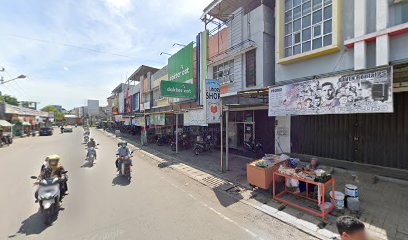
[22,122,31,126]
[0,120,13,127]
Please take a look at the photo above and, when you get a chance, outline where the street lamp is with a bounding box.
[160,52,172,56]
[0,74,26,84]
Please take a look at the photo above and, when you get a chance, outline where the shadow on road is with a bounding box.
[80,160,95,168]
[8,209,58,238]
[112,175,130,186]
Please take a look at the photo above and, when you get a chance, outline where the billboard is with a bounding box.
[168,42,194,83]
[161,80,196,98]
[268,67,393,116]
[205,79,221,123]
[87,100,99,115]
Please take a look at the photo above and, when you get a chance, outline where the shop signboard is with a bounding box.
[161,80,196,98]
[114,115,123,122]
[149,114,165,126]
[205,79,221,123]
[133,117,145,126]
[268,67,393,116]
[184,109,207,126]
[168,42,194,83]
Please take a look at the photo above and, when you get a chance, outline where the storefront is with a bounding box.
[270,66,407,171]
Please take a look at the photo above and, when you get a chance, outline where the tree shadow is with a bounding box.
[111,175,131,186]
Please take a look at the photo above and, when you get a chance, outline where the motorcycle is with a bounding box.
[193,134,213,155]
[116,155,132,182]
[32,172,68,225]
[32,130,36,137]
[170,132,191,151]
[86,147,96,166]
[60,128,64,134]
[156,134,171,146]
[244,138,263,156]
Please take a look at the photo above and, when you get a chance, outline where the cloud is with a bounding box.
[0,0,213,109]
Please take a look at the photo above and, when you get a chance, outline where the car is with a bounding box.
[64,126,73,132]
[39,127,53,136]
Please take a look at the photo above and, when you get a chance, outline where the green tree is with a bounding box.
[0,94,19,106]
[41,105,65,122]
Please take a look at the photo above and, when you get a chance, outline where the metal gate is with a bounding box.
[291,92,408,169]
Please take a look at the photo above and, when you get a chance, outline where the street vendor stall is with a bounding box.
[273,165,335,219]
[247,154,288,191]
[0,120,14,144]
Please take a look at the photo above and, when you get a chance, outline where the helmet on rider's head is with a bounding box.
[47,154,61,167]
[120,141,127,147]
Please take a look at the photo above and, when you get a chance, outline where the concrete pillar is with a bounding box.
[376,0,390,66]
[354,0,367,70]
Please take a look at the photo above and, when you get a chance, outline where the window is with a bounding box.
[246,49,256,87]
[213,60,234,84]
[283,0,333,57]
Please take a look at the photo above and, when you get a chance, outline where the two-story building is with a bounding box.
[271,0,408,174]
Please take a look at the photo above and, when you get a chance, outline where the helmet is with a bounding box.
[47,154,61,166]
[120,141,127,147]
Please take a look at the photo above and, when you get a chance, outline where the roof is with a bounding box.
[22,122,31,126]
[128,65,159,81]
[112,83,125,94]
[201,0,260,22]
[0,120,13,127]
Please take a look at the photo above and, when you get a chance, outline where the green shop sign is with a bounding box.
[168,42,194,83]
[161,80,196,98]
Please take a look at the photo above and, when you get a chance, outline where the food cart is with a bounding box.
[247,154,288,192]
[273,165,335,219]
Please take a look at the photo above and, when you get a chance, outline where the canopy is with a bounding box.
[0,120,13,127]
[22,122,32,126]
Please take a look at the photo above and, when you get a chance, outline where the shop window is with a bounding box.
[213,60,234,85]
[283,0,333,57]
[246,49,256,87]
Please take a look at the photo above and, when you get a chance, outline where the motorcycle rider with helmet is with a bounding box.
[35,155,68,201]
[87,138,97,159]
[115,141,132,172]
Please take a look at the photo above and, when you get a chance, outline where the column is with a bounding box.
[376,0,390,67]
[354,0,367,70]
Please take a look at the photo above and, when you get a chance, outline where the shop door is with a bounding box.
[244,123,254,143]
[291,92,408,169]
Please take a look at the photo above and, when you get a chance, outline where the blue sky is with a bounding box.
[0,0,212,110]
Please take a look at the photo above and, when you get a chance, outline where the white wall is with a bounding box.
[275,116,291,154]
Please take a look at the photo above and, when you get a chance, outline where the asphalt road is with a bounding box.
[0,127,316,240]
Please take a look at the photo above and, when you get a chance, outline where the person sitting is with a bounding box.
[35,155,68,201]
[115,141,132,171]
[299,158,320,194]
[331,216,367,240]
[87,138,97,159]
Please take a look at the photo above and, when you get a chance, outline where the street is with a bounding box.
[0,127,316,240]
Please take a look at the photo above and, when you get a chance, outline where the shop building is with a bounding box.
[272,0,408,173]
[201,0,276,154]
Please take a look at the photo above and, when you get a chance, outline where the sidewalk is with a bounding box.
[103,130,408,240]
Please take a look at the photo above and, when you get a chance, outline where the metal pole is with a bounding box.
[176,113,179,154]
[225,109,229,171]
[220,111,224,172]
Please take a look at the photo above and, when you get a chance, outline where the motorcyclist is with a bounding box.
[86,138,97,159]
[35,155,68,201]
[115,141,132,172]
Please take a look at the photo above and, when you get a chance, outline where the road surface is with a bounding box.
[0,127,316,240]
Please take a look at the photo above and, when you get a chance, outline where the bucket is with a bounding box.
[347,197,360,212]
[330,191,345,210]
[345,184,359,200]
[320,202,332,211]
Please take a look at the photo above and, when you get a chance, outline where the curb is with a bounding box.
[98,129,332,240]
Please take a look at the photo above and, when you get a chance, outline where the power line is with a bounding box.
[4,34,139,60]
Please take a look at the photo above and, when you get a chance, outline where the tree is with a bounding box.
[41,105,65,122]
[0,94,19,106]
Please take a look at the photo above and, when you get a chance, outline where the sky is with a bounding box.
[0,0,213,110]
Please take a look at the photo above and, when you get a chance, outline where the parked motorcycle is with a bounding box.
[156,134,171,146]
[193,134,213,155]
[0,135,12,146]
[244,137,263,156]
[32,172,68,225]
[170,132,191,151]
[116,155,132,182]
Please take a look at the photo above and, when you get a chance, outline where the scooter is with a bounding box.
[244,138,263,156]
[116,155,132,182]
[32,173,67,225]
[86,147,96,166]
[84,135,89,143]
[193,134,213,155]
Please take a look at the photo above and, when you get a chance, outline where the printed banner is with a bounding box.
[168,42,194,83]
[268,67,393,116]
[184,109,207,126]
[206,79,221,123]
[161,80,196,98]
